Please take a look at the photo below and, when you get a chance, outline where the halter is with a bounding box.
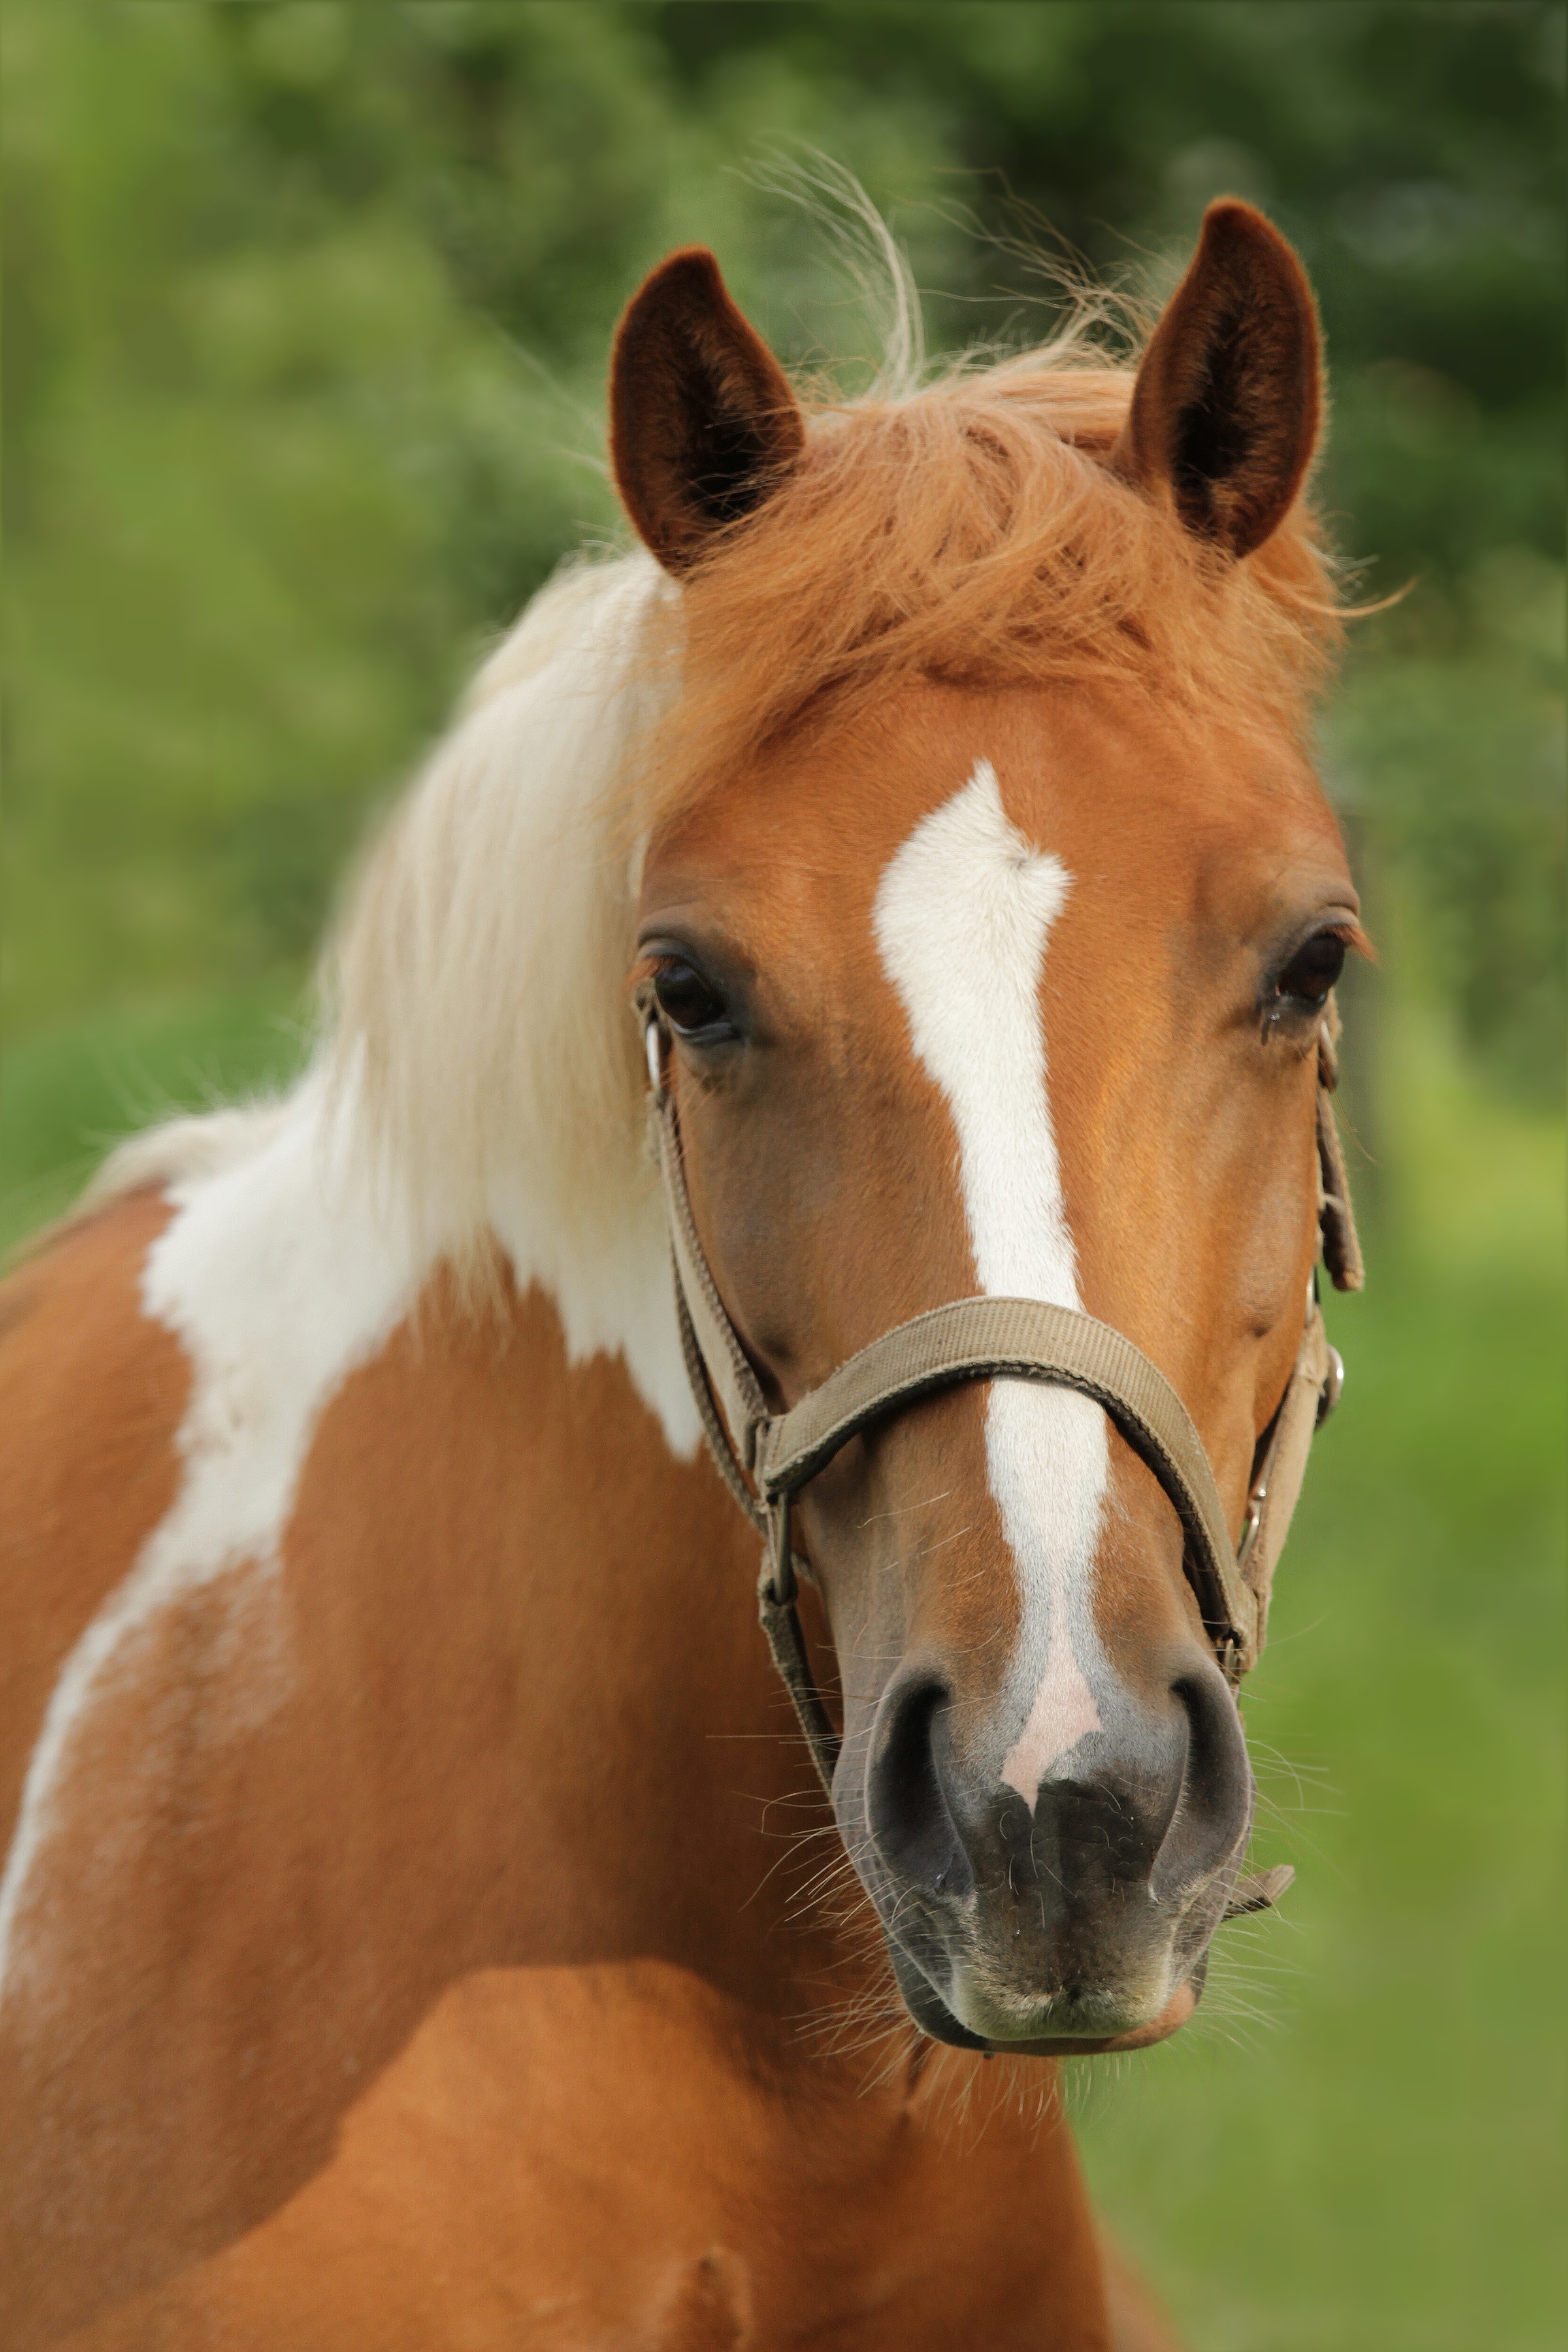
[642,1000,1361,1827]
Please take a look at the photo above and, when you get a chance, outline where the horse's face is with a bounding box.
[618,208,1355,2051]
[636,680,1353,2050]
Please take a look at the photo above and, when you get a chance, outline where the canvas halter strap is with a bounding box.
[642,1002,1361,1816]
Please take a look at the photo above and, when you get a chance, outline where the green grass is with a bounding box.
[1,990,1561,2350]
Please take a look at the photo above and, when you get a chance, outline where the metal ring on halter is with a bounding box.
[1318,1345,1345,1426]
[1237,1482,1268,1575]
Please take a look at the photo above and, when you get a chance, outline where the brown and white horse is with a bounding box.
[1,203,1363,2349]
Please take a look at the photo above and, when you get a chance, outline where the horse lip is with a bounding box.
[998,1977,1199,2057]
[884,1921,1202,2058]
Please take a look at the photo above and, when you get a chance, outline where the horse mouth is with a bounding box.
[1022,1977,1198,2056]
[885,1936,1204,2058]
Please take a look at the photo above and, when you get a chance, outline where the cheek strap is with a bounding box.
[1316,1008,1365,1293]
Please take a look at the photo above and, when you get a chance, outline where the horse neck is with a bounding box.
[220,1078,878,2027]
[457,1260,862,2019]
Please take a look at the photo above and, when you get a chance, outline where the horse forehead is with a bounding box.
[670,678,1318,904]
[644,679,1337,1020]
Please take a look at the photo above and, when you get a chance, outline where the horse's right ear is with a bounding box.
[610,248,805,574]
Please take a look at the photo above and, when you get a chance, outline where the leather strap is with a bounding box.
[645,1005,1356,1803]
[1316,1000,1364,1293]
[754,1294,1253,1667]
[662,1087,770,1473]
[1317,1076,1365,1294]
[1237,1298,1333,1649]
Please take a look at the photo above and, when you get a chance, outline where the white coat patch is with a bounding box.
[0,1061,700,2012]
[0,1079,428,2008]
[872,761,1109,1801]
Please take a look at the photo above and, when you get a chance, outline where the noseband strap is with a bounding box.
[646,1013,1358,1799]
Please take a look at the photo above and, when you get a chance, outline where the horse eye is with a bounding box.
[1277,930,1346,1007]
[652,958,728,1036]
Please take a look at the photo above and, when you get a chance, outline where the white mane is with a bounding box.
[88,549,699,1446]
[325,549,672,1279]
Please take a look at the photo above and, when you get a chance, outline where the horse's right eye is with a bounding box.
[653,959,728,1037]
[1276,930,1347,1009]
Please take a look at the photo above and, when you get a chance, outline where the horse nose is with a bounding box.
[1148,1666,1256,1900]
[865,1668,977,1904]
[866,1655,1252,1922]
[1009,1666,1254,1922]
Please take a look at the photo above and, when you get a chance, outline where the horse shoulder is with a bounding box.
[0,1188,189,1852]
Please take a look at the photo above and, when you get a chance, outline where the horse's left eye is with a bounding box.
[653,958,728,1036]
[1277,930,1346,1007]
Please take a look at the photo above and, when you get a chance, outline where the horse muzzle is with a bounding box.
[846,1650,1254,2053]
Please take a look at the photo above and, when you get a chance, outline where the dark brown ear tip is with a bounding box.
[1196,199,1314,295]
[615,248,721,340]
[1198,195,1274,237]
[643,245,723,293]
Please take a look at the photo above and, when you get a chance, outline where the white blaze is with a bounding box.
[872,762,1109,1801]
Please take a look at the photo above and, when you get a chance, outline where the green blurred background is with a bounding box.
[2,6,1562,2346]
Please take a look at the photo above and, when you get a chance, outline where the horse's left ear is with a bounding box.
[1111,200,1322,559]
[611,247,806,574]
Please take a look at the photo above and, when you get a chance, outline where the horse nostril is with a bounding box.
[1149,1666,1255,1903]
[866,1671,975,1901]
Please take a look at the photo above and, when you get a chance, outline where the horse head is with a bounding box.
[613,206,1363,2057]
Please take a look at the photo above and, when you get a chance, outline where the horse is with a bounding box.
[0,198,1365,2349]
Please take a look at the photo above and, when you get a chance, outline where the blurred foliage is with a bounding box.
[2,0,1563,1098]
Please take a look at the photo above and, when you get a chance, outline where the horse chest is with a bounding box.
[56,1963,1109,2351]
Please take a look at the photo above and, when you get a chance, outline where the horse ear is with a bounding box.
[1112,201,1321,559]
[610,247,806,574]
